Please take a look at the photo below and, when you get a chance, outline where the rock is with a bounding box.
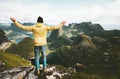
[0,65,76,79]
[0,66,34,79]
[0,74,12,79]
[0,42,12,52]
[74,63,86,72]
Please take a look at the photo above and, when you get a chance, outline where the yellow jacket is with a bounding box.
[14,21,64,46]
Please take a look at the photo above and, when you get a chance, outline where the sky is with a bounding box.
[0,0,120,29]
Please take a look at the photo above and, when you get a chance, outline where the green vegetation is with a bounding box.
[1,22,120,78]
[6,37,34,59]
[49,35,73,50]
[0,51,30,70]
[48,34,120,78]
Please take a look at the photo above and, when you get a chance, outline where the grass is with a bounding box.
[0,51,30,70]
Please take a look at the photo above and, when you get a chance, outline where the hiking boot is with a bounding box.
[35,69,40,75]
[43,68,47,76]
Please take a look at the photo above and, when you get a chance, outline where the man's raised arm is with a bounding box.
[10,17,34,31]
[46,21,67,31]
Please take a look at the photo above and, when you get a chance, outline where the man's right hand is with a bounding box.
[61,21,67,25]
[10,17,16,23]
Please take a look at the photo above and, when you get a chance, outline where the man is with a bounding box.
[10,16,66,75]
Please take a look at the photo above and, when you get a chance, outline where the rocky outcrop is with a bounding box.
[64,22,104,37]
[0,42,12,52]
[0,65,75,79]
[68,22,104,32]
[0,66,34,79]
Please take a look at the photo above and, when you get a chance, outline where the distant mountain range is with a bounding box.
[0,23,34,43]
[0,22,120,78]
[0,22,120,43]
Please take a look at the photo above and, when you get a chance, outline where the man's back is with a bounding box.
[32,23,48,46]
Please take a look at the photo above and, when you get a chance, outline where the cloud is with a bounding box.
[0,0,120,29]
[59,0,120,29]
[94,0,120,25]
[0,1,52,23]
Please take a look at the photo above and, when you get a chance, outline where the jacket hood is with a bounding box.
[36,23,43,27]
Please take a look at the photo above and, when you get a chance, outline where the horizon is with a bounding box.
[0,0,120,30]
[0,21,119,30]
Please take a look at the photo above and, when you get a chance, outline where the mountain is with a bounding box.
[0,23,10,31]
[48,34,97,66]
[46,22,120,77]
[63,22,120,40]
[0,22,120,79]
[1,22,120,43]
[69,22,104,32]
[10,23,34,33]
[48,28,64,42]
[49,22,120,49]
[49,35,73,50]
[6,37,34,59]
[5,30,29,43]
[0,23,33,44]
[0,28,9,44]
[63,22,104,37]
[48,34,120,76]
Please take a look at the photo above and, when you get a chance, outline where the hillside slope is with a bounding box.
[0,52,30,71]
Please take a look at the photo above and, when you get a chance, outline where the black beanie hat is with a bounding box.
[37,16,43,23]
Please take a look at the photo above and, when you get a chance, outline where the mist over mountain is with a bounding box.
[0,22,120,44]
[0,23,34,43]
